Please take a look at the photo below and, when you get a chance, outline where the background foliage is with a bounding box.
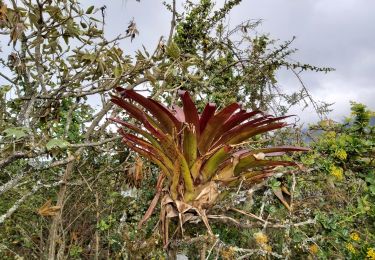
[0,0,373,259]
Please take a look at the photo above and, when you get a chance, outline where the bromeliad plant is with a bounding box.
[110,88,308,244]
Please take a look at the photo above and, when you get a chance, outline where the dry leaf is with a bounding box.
[193,182,219,209]
[38,199,61,217]
[126,20,139,42]
[272,188,291,211]
[0,3,7,23]
[138,174,165,228]
[213,155,239,182]
[134,156,143,183]
[253,152,265,160]
[8,23,26,47]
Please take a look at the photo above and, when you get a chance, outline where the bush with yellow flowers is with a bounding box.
[296,102,375,259]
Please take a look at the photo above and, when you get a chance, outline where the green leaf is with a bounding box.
[3,127,29,139]
[166,41,181,60]
[81,53,96,62]
[63,34,69,45]
[0,85,12,94]
[86,5,95,14]
[46,139,70,150]
[183,127,197,168]
[80,21,87,29]
[114,66,122,78]
[201,146,232,181]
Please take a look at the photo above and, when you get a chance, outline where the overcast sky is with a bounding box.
[86,0,375,123]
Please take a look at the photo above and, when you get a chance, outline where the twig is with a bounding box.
[208,214,315,229]
[167,0,176,45]
[0,71,17,85]
[229,207,266,223]
[68,136,120,148]
[0,151,43,169]
[205,237,219,260]
[236,178,243,194]
[0,184,41,224]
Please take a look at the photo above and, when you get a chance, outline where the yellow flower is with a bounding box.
[264,245,272,252]
[325,131,336,139]
[335,149,347,160]
[254,232,268,245]
[367,248,375,260]
[221,246,236,260]
[349,232,360,241]
[309,244,319,255]
[330,165,344,180]
[346,243,356,254]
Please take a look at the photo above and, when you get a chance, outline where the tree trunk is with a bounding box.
[47,162,74,259]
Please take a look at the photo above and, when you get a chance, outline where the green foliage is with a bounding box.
[0,0,367,258]
[45,138,70,150]
[69,245,83,258]
[296,103,375,259]
[2,127,29,139]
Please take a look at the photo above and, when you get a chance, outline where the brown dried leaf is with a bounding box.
[138,174,165,228]
[213,155,240,182]
[193,182,219,209]
[134,156,143,182]
[126,20,139,42]
[253,152,265,160]
[9,23,25,47]
[0,3,7,22]
[38,199,61,217]
[273,188,291,211]
[175,200,193,214]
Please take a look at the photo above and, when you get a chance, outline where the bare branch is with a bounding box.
[167,0,177,45]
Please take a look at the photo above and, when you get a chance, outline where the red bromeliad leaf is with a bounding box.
[178,152,194,194]
[110,96,164,139]
[210,146,308,181]
[234,158,296,176]
[215,122,287,148]
[110,118,163,150]
[120,137,172,177]
[250,115,294,128]
[243,169,295,184]
[171,159,181,200]
[116,88,180,133]
[173,105,185,122]
[199,103,216,134]
[121,132,174,173]
[237,146,310,159]
[216,114,292,142]
[198,103,241,155]
[228,170,277,186]
[179,90,200,134]
[214,110,263,139]
[148,99,182,130]
[190,157,204,181]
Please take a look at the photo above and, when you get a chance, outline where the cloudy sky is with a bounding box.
[88,0,375,123]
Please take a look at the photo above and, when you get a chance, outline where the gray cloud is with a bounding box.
[85,0,375,122]
[225,0,375,121]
